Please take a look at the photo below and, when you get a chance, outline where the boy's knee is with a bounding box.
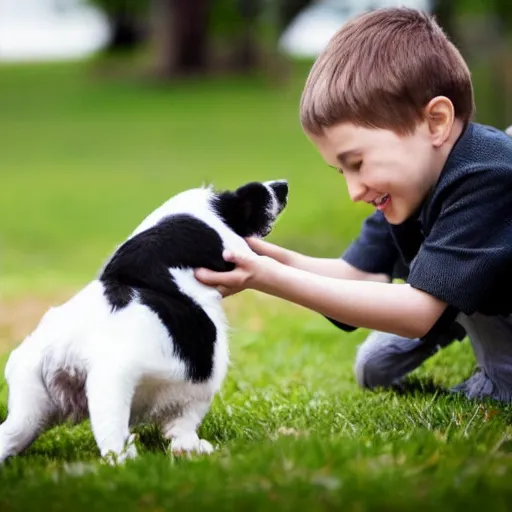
[354,332,398,389]
[354,331,443,390]
[354,350,396,389]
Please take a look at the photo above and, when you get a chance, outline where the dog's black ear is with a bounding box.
[211,182,272,237]
[234,182,269,221]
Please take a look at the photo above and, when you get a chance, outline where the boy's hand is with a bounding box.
[194,250,277,298]
[245,237,293,265]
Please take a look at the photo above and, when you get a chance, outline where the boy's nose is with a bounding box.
[345,175,367,203]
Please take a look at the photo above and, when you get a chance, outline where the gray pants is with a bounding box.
[355,312,512,402]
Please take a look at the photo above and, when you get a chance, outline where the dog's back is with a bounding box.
[100,213,235,382]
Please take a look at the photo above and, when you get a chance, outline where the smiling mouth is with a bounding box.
[370,194,390,210]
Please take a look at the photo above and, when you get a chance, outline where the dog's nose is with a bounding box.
[269,180,288,204]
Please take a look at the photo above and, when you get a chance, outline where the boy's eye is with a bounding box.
[347,160,362,171]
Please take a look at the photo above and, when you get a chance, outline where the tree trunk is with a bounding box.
[106,11,144,53]
[232,0,260,71]
[152,0,211,78]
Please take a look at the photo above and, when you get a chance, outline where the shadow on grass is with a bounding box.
[389,376,453,397]
[389,375,512,426]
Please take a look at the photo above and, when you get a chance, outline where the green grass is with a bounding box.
[1,59,512,511]
[0,59,372,297]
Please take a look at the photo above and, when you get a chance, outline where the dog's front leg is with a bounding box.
[161,398,214,456]
[86,367,138,464]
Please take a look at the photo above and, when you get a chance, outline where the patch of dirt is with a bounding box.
[0,290,74,354]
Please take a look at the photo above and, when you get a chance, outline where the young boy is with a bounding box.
[195,7,512,402]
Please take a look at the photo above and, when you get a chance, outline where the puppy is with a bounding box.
[0,179,288,464]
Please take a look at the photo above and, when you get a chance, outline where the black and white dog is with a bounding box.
[0,180,288,464]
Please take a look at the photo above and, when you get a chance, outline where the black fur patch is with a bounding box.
[211,182,274,238]
[100,214,234,382]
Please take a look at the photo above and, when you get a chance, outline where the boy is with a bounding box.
[195,7,512,402]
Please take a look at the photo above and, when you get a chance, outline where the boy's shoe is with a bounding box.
[450,367,512,402]
[449,313,512,403]
[355,323,465,389]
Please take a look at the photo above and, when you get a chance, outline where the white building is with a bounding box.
[0,0,109,62]
[279,0,432,58]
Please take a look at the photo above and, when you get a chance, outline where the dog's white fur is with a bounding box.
[0,183,285,464]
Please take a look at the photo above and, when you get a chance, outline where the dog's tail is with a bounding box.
[506,125,512,137]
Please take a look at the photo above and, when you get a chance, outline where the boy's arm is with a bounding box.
[250,210,399,332]
[300,257,391,282]
[196,251,446,339]
[251,210,399,332]
[249,238,390,283]
[250,239,391,333]
[251,210,398,283]
[254,260,447,339]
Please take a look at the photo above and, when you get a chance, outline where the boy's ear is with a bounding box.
[424,96,454,147]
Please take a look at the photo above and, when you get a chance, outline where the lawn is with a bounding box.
[1,59,512,511]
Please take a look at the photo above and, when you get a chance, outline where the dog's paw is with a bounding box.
[170,435,215,456]
[101,434,139,466]
[121,434,139,460]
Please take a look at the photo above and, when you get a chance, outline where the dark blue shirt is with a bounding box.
[342,122,512,318]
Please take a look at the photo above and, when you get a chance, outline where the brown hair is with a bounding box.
[300,7,474,136]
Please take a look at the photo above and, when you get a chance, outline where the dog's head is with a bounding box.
[211,180,288,238]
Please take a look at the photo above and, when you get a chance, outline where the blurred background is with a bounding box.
[0,0,511,304]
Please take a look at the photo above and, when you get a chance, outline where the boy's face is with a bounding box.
[307,121,445,224]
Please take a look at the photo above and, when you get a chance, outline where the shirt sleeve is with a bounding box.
[408,168,512,315]
[341,210,399,276]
